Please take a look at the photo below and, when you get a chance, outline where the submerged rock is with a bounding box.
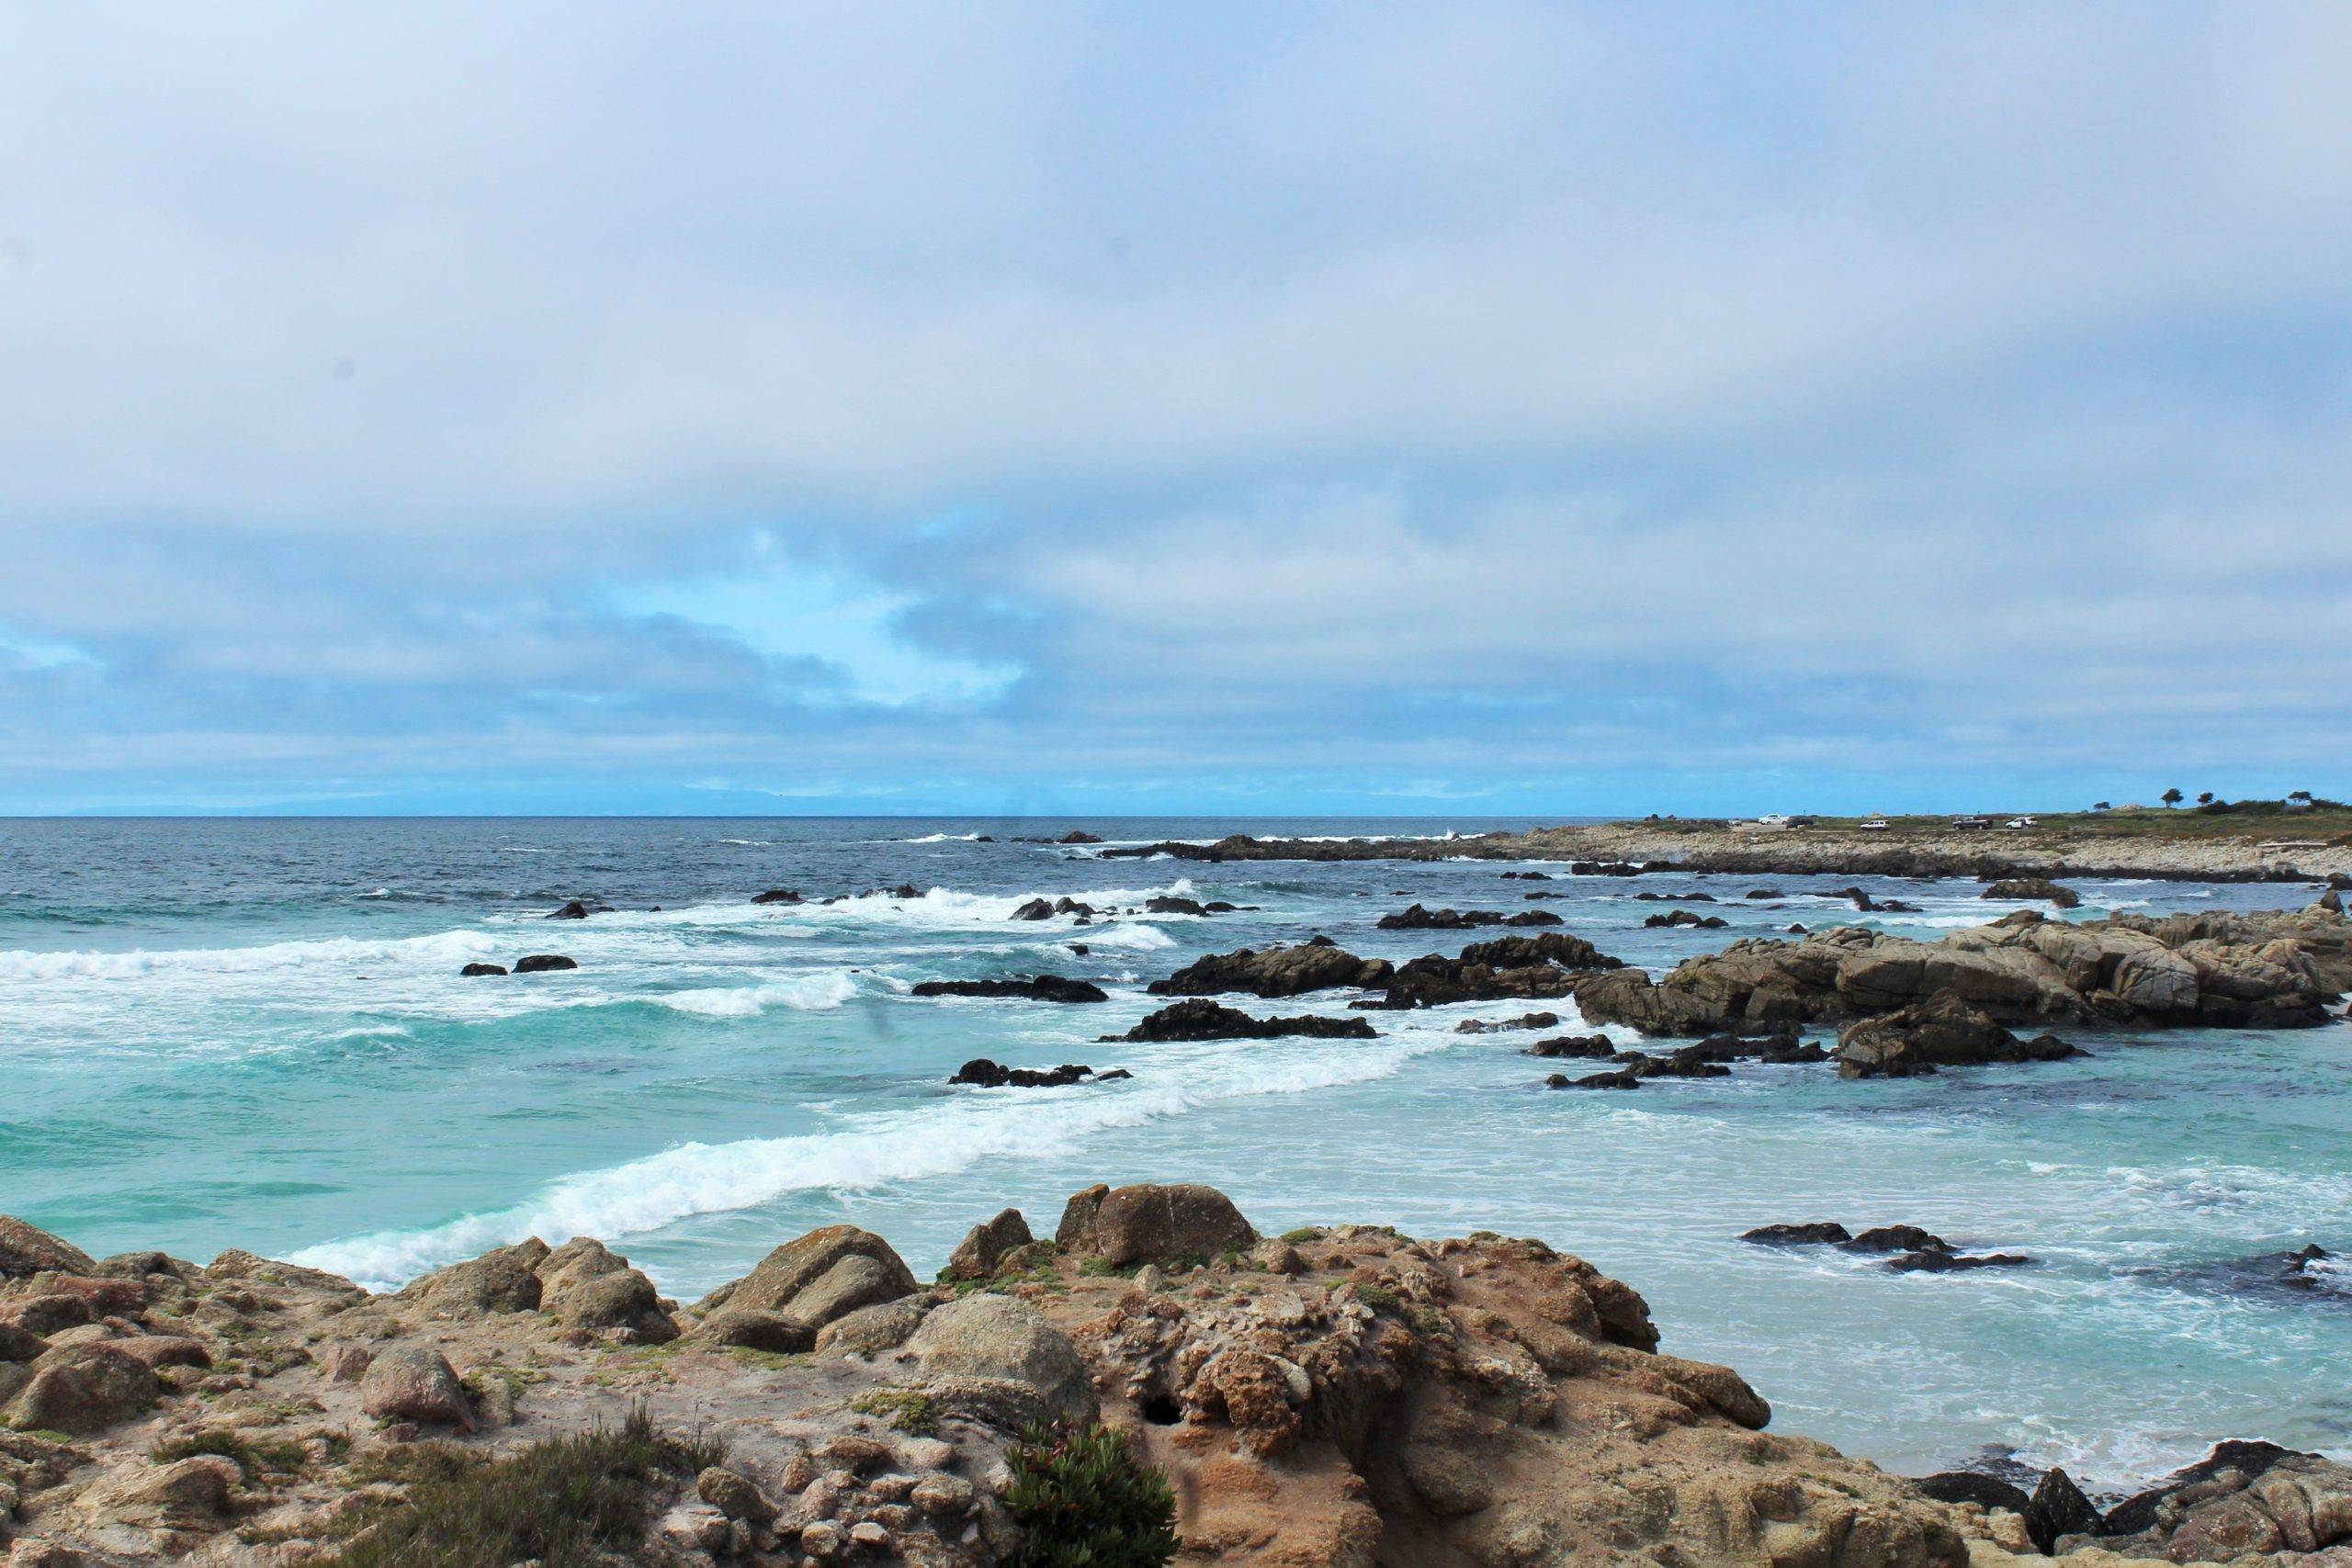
[1376,903,1563,930]
[1373,931,1626,1009]
[947,1058,1106,1089]
[513,953,578,974]
[1645,908,1727,929]
[750,887,803,904]
[1109,998,1376,1043]
[1741,1221,1853,1247]
[458,961,508,976]
[910,976,1109,1003]
[1982,876,2083,908]
[1455,1010,1561,1033]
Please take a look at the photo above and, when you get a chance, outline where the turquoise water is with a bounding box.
[2,817,2346,1486]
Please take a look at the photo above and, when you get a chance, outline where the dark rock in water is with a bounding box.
[548,899,596,919]
[514,954,578,974]
[1616,1050,1733,1080]
[948,1058,1104,1089]
[1377,903,1562,930]
[2125,1242,2342,1303]
[1549,1068,1642,1089]
[1912,1471,2034,1521]
[1746,889,1785,900]
[1836,991,2083,1078]
[1068,943,1090,956]
[2028,1466,2103,1549]
[1886,1249,2032,1272]
[872,883,922,900]
[1571,861,1641,876]
[1844,1224,1949,1255]
[2101,1439,2305,1539]
[751,888,803,905]
[1145,895,1210,916]
[1527,1034,1617,1058]
[1011,897,1056,920]
[911,976,1110,1004]
[1785,922,1809,933]
[1096,1068,1133,1081]
[1982,876,2082,908]
[1058,830,1103,844]
[1204,900,1243,912]
[1110,999,1376,1043]
[1371,931,1626,1010]
[459,962,508,977]
[1454,1011,1561,1034]
[1052,897,1097,918]
[1645,909,1727,929]
[1522,891,1565,900]
[1500,871,1554,880]
[1149,942,1395,998]
[1741,1222,1853,1247]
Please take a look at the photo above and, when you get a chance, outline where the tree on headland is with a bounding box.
[2162,788,2184,807]
[2290,790,2313,804]
[2092,801,2111,811]
[2197,791,2215,806]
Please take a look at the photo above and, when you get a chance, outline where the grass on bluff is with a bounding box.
[325,1407,722,1568]
[1779,799,2352,842]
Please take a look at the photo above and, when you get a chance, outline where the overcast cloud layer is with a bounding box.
[4,4,2348,815]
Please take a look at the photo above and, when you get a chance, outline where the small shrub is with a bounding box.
[150,1427,308,1478]
[1006,1421,1178,1567]
[1277,1226,1320,1245]
[851,1386,940,1436]
[326,1406,721,1567]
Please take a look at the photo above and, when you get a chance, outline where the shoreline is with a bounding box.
[1102,821,2352,884]
[5,1186,2341,1565]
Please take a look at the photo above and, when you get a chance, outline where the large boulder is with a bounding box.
[778,1255,907,1334]
[905,1294,1095,1422]
[1981,877,2082,908]
[696,1225,917,1317]
[4,1344,160,1434]
[397,1238,549,1318]
[537,1239,677,1344]
[946,1210,1034,1281]
[2096,1443,2352,1561]
[1056,1183,1254,1268]
[1835,992,2083,1078]
[814,1296,935,1358]
[359,1346,474,1430]
[910,976,1109,1004]
[0,1217,96,1281]
[1148,942,1395,998]
[1110,999,1375,1043]
[1375,932,1624,1010]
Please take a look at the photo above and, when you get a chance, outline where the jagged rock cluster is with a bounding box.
[1148,932,1625,1010]
[1570,907,2352,1036]
[6,1189,2347,1566]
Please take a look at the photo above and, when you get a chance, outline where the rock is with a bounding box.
[0,1218,96,1280]
[0,1324,50,1362]
[1982,877,2083,908]
[751,888,804,904]
[1109,999,1376,1043]
[2027,1466,2104,1548]
[1058,830,1103,844]
[946,1210,1034,1280]
[397,1238,549,1318]
[1914,1471,2035,1519]
[1145,895,1210,915]
[779,1255,906,1335]
[359,1346,474,1430]
[2126,1241,2344,1303]
[458,961,508,976]
[686,1309,814,1354]
[1886,1250,2031,1272]
[814,1296,934,1357]
[1009,897,1055,920]
[548,898,596,919]
[697,1465,775,1522]
[3,1344,159,1434]
[1645,909,1727,929]
[1148,942,1395,998]
[1372,931,1627,1010]
[1549,1068,1642,1089]
[1747,888,1785,899]
[538,1240,677,1343]
[1055,1182,1254,1267]
[2097,1442,2352,1562]
[2323,888,2346,914]
[1836,991,2084,1077]
[107,1335,211,1371]
[1454,1012,1561,1033]
[1526,1034,1616,1058]
[1845,1225,1950,1254]
[512,953,577,974]
[1377,904,1563,930]
[906,1295,1096,1422]
[1741,1222,1852,1247]
[912,976,1109,1003]
[947,1058,1102,1088]
[699,1224,917,1316]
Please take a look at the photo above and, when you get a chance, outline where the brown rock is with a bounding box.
[0,1217,96,1280]
[696,1465,775,1522]
[697,1224,916,1315]
[946,1209,1034,1280]
[396,1238,549,1318]
[684,1308,815,1354]
[3,1344,159,1435]
[1057,1182,1254,1267]
[358,1346,474,1430]
[905,1295,1096,1422]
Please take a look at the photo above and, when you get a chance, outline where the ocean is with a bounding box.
[2,816,2345,1488]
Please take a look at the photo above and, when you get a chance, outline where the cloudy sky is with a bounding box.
[4,4,2348,816]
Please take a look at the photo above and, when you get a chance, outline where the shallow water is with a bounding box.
[2,816,2346,1486]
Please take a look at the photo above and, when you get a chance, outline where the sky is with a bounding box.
[3,4,2348,817]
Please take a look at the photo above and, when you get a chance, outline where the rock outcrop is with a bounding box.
[1376,904,1564,930]
[1107,999,1376,1043]
[1834,992,2083,1077]
[1148,940,1396,998]
[1981,876,2083,908]
[1573,908,2352,1035]
[911,976,1110,1004]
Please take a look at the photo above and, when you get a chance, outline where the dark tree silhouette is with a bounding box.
[2162,788,2184,807]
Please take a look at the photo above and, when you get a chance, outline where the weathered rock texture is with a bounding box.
[1572,908,2352,1036]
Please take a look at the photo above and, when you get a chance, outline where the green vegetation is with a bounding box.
[850,1385,940,1436]
[1755,798,2352,842]
[325,1407,723,1568]
[1005,1421,1178,1568]
[150,1426,309,1479]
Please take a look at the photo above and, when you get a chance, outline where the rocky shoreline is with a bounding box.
[1097,826,2352,885]
[5,1190,2346,1566]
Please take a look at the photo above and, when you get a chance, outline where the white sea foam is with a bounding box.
[291,1032,1447,1288]
[0,929,502,983]
[649,972,860,1017]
